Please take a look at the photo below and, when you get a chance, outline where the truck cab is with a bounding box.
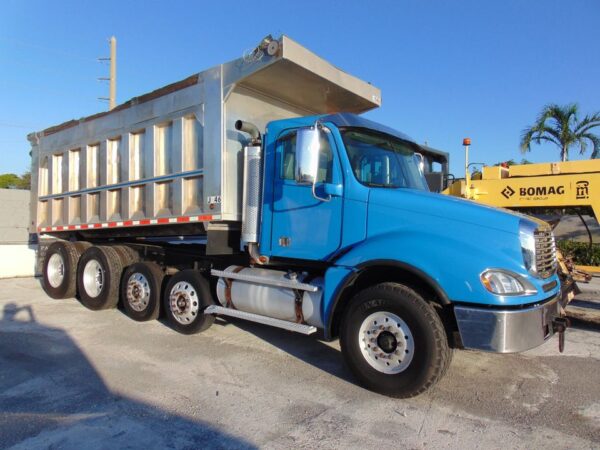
[215,111,563,395]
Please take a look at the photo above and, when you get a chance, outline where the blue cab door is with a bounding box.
[269,129,343,260]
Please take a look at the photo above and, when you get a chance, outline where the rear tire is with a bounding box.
[112,245,139,268]
[340,282,451,398]
[121,262,164,321]
[41,241,80,299]
[72,241,92,256]
[77,246,123,310]
[163,270,215,334]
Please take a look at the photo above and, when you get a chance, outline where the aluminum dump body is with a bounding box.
[28,36,380,237]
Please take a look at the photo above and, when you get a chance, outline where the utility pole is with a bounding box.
[463,137,471,199]
[98,36,117,110]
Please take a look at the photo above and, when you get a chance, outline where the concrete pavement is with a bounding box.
[1,277,599,449]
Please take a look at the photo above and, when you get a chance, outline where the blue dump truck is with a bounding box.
[29,36,566,397]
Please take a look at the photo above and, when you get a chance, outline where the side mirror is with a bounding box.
[295,126,321,185]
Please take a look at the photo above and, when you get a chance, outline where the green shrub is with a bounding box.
[557,240,600,266]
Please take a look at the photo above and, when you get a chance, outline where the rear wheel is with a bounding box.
[77,246,123,310]
[163,270,215,334]
[42,241,80,299]
[121,262,164,321]
[340,282,452,398]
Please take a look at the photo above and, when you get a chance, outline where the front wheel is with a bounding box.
[340,282,452,398]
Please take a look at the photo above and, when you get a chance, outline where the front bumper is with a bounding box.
[454,295,561,353]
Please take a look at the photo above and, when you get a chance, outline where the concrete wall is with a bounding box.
[0,189,36,278]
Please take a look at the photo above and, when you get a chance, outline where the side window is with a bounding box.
[280,131,333,183]
[280,134,297,180]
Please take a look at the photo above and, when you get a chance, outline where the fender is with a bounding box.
[323,259,451,339]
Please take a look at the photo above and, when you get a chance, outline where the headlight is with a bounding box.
[519,220,537,274]
[480,269,537,296]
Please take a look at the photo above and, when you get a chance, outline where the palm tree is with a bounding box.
[520,104,600,162]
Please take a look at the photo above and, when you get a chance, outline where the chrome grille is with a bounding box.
[534,229,557,278]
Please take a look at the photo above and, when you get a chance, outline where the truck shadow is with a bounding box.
[0,303,256,449]
[213,317,357,385]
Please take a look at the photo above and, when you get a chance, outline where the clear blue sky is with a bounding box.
[1,0,599,177]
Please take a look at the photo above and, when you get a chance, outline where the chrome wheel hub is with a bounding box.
[83,259,104,298]
[358,311,414,374]
[47,253,65,288]
[169,281,199,325]
[126,273,150,312]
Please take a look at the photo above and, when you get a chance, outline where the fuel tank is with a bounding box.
[216,266,323,328]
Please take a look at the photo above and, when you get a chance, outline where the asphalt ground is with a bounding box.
[0,277,599,449]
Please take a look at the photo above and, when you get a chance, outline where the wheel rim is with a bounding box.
[126,273,150,312]
[47,253,65,288]
[169,281,199,325]
[358,311,414,374]
[83,259,104,298]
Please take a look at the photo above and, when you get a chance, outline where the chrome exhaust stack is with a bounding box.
[235,120,261,144]
[237,120,268,264]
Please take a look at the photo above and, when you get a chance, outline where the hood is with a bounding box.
[368,188,534,235]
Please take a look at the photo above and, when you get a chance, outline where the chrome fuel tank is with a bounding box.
[216,265,323,328]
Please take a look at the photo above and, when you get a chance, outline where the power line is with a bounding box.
[4,58,94,79]
[0,36,97,63]
[0,122,39,129]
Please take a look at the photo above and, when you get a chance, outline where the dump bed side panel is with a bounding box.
[30,81,210,236]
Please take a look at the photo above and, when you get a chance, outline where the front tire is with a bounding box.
[163,270,215,334]
[340,282,451,398]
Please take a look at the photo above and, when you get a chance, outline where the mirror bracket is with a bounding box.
[312,183,331,202]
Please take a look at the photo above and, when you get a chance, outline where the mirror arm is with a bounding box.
[311,182,331,202]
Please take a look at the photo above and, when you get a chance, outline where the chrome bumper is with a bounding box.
[454,295,561,353]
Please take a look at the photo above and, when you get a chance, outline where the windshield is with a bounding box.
[340,128,429,190]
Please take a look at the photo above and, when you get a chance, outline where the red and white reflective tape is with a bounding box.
[38,214,216,233]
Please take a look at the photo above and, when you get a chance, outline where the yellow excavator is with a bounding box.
[420,139,597,304]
